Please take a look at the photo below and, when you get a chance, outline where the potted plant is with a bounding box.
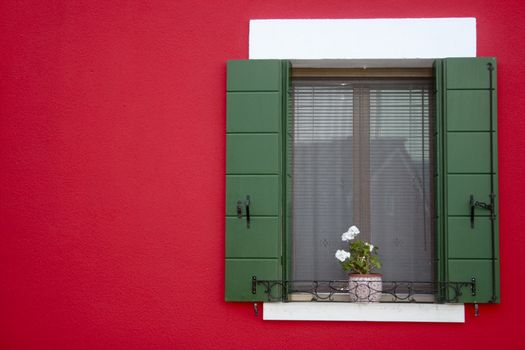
[335,225,382,302]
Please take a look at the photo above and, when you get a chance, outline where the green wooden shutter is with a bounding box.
[435,57,499,303]
[225,60,288,301]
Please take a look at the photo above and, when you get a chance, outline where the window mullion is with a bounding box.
[352,87,371,242]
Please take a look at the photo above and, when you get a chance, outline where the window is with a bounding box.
[225,58,499,306]
[291,76,433,284]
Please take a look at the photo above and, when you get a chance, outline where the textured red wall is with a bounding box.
[1,1,524,349]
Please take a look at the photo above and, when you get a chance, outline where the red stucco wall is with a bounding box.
[1,1,525,348]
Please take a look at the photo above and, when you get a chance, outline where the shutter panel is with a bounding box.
[436,57,499,303]
[225,60,287,301]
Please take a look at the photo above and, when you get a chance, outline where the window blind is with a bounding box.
[291,78,433,282]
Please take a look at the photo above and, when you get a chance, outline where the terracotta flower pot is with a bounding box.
[348,273,382,302]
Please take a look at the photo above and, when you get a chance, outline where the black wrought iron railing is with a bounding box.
[252,277,476,303]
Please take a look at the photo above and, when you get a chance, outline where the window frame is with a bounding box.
[287,69,436,298]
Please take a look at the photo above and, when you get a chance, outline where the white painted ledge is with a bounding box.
[263,302,465,323]
[250,18,476,59]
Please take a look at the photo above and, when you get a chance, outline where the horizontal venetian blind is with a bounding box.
[292,78,433,282]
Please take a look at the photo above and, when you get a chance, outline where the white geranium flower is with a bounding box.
[368,244,374,252]
[341,225,360,241]
[335,249,351,262]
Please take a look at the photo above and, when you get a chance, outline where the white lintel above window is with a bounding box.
[249,18,476,59]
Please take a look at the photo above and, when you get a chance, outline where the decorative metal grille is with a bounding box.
[252,277,476,303]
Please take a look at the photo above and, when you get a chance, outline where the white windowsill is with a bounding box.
[263,302,465,323]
